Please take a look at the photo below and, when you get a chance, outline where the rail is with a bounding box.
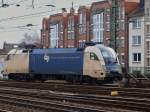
[0,87,149,111]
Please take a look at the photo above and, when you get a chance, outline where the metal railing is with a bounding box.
[128,67,150,83]
[129,67,150,75]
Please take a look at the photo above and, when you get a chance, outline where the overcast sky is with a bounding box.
[0,0,103,48]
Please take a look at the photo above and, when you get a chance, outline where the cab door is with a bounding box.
[83,52,105,79]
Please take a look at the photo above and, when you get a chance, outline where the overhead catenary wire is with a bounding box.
[0,28,41,33]
[0,0,29,7]
[0,0,143,23]
[0,0,147,33]
[0,2,91,23]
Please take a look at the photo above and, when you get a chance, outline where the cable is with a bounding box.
[8,0,29,5]
[0,23,40,29]
[0,2,91,23]
[0,10,53,22]
[0,28,41,33]
[0,0,29,7]
[0,1,145,31]
[0,29,27,33]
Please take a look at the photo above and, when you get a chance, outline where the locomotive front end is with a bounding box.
[96,45,122,81]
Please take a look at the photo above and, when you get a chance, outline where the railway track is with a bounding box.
[0,87,134,112]
[0,87,149,112]
[0,80,150,98]
[0,109,12,112]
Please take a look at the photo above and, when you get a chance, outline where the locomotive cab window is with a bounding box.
[90,52,99,61]
[22,49,33,53]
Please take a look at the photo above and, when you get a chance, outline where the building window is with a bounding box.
[60,21,63,41]
[132,53,141,62]
[119,20,125,30]
[146,8,150,20]
[121,55,125,64]
[147,58,150,67]
[132,19,141,29]
[117,53,124,66]
[106,8,110,31]
[146,41,150,54]
[79,12,86,34]
[146,58,150,71]
[92,12,104,43]
[118,5,125,20]
[50,24,59,48]
[132,35,141,45]
[43,23,46,29]
[78,40,85,48]
[68,18,74,39]
[117,37,124,47]
[146,25,150,37]
[67,45,74,48]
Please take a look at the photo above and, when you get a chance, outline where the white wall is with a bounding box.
[129,16,145,73]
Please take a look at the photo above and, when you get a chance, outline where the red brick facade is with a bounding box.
[66,8,78,48]
[78,6,90,47]
[41,18,49,48]
[90,1,111,45]
[49,13,65,48]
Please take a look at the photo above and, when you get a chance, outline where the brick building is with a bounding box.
[41,7,79,48]
[90,1,111,46]
[66,7,78,47]
[49,13,66,48]
[78,6,90,47]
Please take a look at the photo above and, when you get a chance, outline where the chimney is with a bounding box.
[70,2,75,14]
[62,8,67,17]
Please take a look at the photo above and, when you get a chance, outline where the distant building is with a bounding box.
[129,7,144,74]
[3,42,19,52]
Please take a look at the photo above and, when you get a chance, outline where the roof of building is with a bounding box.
[91,0,107,6]
[78,6,90,10]
[128,7,144,18]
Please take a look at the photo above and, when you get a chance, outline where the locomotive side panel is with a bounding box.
[29,49,84,75]
[4,53,29,74]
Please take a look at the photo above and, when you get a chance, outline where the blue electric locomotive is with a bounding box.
[3,44,122,83]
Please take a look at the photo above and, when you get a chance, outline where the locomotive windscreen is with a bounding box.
[96,45,118,64]
[101,48,117,64]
